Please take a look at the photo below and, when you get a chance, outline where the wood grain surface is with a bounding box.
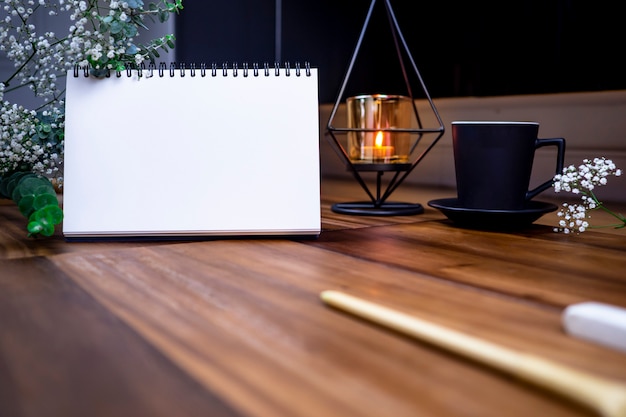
[0,256,241,417]
[1,179,625,417]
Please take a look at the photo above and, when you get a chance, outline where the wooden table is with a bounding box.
[1,179,625,417]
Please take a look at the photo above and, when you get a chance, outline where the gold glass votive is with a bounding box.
[347,94,412,164]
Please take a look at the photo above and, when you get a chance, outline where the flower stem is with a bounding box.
[587,194,626,229]
[2,50,38,89]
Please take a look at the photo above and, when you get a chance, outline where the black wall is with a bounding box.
[175,0,626,103]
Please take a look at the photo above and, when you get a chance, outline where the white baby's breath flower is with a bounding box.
[2,0,183,237]
[552,157,625,234]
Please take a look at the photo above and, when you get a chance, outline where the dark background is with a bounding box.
[175,0,626,103]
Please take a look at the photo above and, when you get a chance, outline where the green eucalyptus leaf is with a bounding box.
[8,173,37,201]
[12,176,55,204]
[127,0,144,9]
[0,177,11,199]
[123,24,138,38]
[158,10,170,23]
[12,185,32,204]
[131,15,150,30]
[11,187,24,204]
[110,20,124,34]
[35,182,56,195]
[27,221,45,236]
[90,67,110,78]
[27,217,55,237]
[33,193,59,211]
[36,126,49,139]
[167,0,183,12]
[21,186,63,237]
[18,195,35,217]
[29,204,63,225]
[113,62,126,72]
[28,209,48,236]
[13,171,35,181]
[1,173,18,198]
[4,172,61,237]
[16,176,45,195]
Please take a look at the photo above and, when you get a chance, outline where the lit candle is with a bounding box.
[347,94,411,164]
[372,131,394,160]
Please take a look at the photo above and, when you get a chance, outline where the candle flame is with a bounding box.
[375,131,384,148]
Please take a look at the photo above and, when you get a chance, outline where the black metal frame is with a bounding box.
[326,0,445,216]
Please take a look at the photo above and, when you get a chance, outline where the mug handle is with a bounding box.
[526,137,566,200]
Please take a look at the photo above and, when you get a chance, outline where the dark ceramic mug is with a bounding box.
[451,121,566,210]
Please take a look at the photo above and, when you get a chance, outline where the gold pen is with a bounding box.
[320,290,626,417]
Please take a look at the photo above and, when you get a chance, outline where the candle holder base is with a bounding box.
[331,201,424,216]
[351,163,413,172]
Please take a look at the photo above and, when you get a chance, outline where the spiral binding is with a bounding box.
[73,62,312,78]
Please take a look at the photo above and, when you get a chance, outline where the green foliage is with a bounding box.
[30,112,65,155]
[2,0,185,237]
[0,171,63,238]
[88,0,183,75]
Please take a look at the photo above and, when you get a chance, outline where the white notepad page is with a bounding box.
[62,65,320,238]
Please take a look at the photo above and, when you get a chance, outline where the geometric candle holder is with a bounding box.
[326,0,445,215]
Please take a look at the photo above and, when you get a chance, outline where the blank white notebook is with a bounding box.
[62,63,320,239]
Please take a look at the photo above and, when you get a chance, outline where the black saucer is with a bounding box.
[427,198,558,230]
